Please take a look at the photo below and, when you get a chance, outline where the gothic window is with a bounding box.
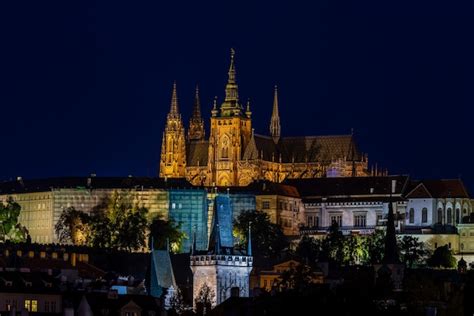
[422,208,428,223]
[437,208,443,224]
[456,208,460,224]
[409,208,414,224]
[447,208,452,224]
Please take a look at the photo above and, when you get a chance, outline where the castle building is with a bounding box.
[159,50,370,187]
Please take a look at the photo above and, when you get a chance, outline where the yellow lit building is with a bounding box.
[159,50,371,187]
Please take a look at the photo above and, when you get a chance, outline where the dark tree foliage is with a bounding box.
[195,283,215,316]
[427,245,456,268]
[234,210,288,259]
[322,221,345,265]
[278,263,319,293]
[398,235,427,268]
[54,207,90,244]
[149,217,186,252]
[296,235,322,267]
[363,229,386,264]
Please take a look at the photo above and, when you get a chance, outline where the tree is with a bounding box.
[165,286,186,315]
[342,234,365,265]
[278,263,319,293]
[321,221,345,265]
[398,235,427,268]
[234,210,288,259]
[0,198,29,243]
[54,207,90,244]
[362,229,386,264]
[296,235,322,267]
[195,283,215,316]
[149,217,186,253]
[91,191,149,251]
[427,245,456,268]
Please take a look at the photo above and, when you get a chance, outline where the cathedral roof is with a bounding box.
[186,140,209,166]
[243,134,361,163]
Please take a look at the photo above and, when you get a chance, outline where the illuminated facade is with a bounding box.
[159,50,370,187]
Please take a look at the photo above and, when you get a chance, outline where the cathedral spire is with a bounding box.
[221,48,241,116]
[270,85,281,143]
[188,85,205,141]
[169,81,179,117]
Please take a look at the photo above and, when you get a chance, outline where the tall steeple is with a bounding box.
[169,81,179,118]
[159,82,187,178]
[270,85,281,143]
[220,48,241,116]
[188,85,205,141]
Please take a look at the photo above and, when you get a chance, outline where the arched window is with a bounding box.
[422,208,428,223]
[221,136,229,159]
[447,208,452,224]
[456,208,460,224]
[409,208,414,224]
[437,208,443,224]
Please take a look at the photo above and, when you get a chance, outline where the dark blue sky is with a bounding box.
[1,1,473,191]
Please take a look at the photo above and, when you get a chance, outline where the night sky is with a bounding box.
[1,1,473,191]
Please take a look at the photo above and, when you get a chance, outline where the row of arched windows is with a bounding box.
[408,208,428,224]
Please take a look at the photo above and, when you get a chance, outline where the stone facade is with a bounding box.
[160,50,371,187]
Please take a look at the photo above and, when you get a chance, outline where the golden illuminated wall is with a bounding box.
[207,115,251,187]
[256,195,304,236]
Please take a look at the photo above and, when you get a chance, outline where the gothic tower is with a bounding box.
[190,195,253,308]
[159,82,187,178]
[188,85,205,141]
[270,85,281,143]
[207,49,252,186]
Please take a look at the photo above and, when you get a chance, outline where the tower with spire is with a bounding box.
[159,83,187,178]
[188,85,205,141]
[190,194,253,308]
[270,85,281,143]
[207,49,252,186]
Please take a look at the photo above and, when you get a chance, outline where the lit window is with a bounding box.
[25,300,31,312]
[32,300,37,312]
[171,203,176,209]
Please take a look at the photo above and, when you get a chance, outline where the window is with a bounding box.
[264,279,267,288]
[447,208,452,224]
[315,216,319,228]
[456,208,460,224]
[25,300,37,312]
[409,208,414,224]
[422,208,428,223]
[171,203,176,209]
[438,208,443,224]
[262,201,270,209]
[45,301,50,312]
[51,301,57,312]
[6,299,11,311]
[330,214,342,227]
[354,214,366,228]
[376,213,383,226]
[307,216,313,227]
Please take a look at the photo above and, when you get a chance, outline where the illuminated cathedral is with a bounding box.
[159,50,370,187]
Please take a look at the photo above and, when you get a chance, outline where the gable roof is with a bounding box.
[407,179,470,199]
